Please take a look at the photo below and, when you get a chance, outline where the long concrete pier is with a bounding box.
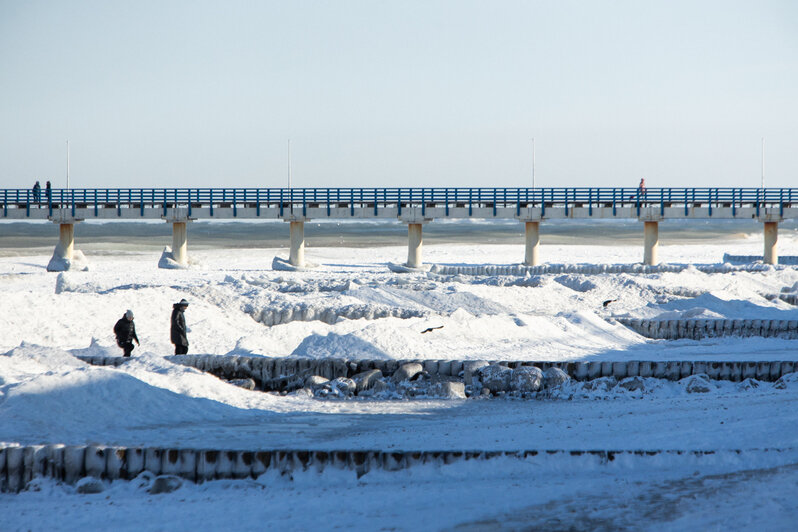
[3,187,796,270]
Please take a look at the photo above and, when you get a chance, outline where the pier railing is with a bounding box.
[3,187,796,218]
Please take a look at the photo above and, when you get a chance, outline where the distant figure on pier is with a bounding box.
[32,181,41,203]
[45,181,51,202]
[638,178,647,198]
[171,299,190,355]
[114,310,139,357]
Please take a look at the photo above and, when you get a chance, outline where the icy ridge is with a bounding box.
[430,262,779,277]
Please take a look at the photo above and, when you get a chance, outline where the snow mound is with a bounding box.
[0,343,85,379]
[158,246,188,269]
[387,262,432,273]
[649,293,793,321]
[291,333,392,360]
[46,243,89,272]
[554,275,598,293]
[272,256,319,272]
[54,272,78,294]
[68,338,119,359]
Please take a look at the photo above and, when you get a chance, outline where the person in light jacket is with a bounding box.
[170,299,189,354]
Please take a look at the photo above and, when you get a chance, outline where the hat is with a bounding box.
[178,299,189,307]
[125,309,134,319]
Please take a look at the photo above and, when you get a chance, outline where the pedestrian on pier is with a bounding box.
[45,181,51,202]
[114,310,140,357]
[32,181,41,203]
[638,178,646,198]
[171,299,190,355]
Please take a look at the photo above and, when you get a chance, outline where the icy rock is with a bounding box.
[134,471,155,490]
[619,376,645,392]
[582,377,618,392]
[429,381,466,399]
[329,377,356,396]
[683,374,712,393]
[510,366,543,393]
[392,363,423,383]
[463,361,489,386]
[149,475,183,494]
[352,369,383,393]
[737,378,760,391]
[229,378,256,390]
[478,364,513,393]
[305,375,330,388]
[543,367,570,388]
[412,370,430,381]
[370,380,390,394]
[774,372,798,389]
[294,388,314,398]
[76,477,105,494]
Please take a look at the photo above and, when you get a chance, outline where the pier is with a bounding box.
[2,187,795,270]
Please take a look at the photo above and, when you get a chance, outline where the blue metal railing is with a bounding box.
[2,187,795,218]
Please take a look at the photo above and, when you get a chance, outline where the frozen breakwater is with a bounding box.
[617,317,798,340]
[430,262,779,276]
[75,355,798,390]
[253,303,427,326]
[723,254,798,265]
[2,444,793,493]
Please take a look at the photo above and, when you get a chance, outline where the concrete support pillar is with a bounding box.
[643,221,659,266]
[289,221,305,267]
[59,223,75,260]
[407,223,423,268]
[524,221,540,266]
[172,222,188,266]
[764,221,778,265]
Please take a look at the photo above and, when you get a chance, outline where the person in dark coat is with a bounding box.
[45,181,52,202]
[171,299,189,354]
[32,181,41,203]
[114,310,140,357]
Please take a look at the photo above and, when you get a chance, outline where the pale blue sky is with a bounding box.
[1,0,796,189]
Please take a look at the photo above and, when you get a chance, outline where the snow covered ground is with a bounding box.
[2,233,798,530]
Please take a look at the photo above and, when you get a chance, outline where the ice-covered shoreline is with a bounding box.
[3,240,798,530]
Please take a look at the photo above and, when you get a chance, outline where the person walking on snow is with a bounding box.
[171,299,189,354]
[114,310,140,357]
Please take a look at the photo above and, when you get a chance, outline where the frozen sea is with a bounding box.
[1,218,798,531]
